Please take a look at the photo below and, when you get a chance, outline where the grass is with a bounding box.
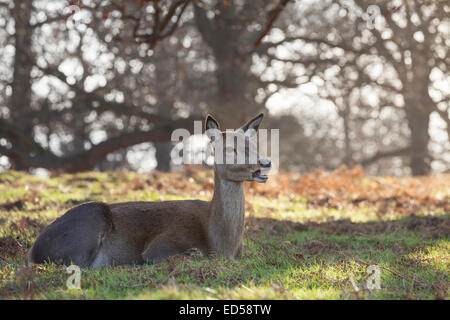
[0,170,448,300]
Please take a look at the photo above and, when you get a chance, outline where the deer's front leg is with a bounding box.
[142,234,183,263]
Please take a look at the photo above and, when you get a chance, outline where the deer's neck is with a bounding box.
[208,169,245,258]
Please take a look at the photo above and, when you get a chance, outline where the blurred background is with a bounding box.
[0,0,448,176]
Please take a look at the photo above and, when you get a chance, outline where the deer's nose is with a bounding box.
[259,158,271,168]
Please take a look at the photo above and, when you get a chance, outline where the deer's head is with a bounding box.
[205,113,271,183]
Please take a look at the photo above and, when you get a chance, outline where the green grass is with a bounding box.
[0,170,448,300]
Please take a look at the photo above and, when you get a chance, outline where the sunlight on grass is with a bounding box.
[0,170,448,299]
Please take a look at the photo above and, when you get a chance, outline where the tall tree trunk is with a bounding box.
[154,64,175,172]
[11,0,33,119]
[403,50,433,176]
[155,143,172,171]
[341,99,353,166]
[10,0,34,170]
[194,3,260,128]
[405,103,431,176]
[213,53,257,128]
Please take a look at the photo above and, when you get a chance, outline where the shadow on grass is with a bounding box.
[1,214,448,299]
[243,214,449,299]
[247,214,450,240]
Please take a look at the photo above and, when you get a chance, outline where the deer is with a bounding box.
[27,113,271,268]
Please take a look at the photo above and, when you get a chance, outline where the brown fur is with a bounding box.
[28,114,270,267]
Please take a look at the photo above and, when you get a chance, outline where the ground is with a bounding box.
[0,167,448,299]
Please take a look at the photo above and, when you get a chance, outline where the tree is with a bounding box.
[0,0,296,173]
[0,0,198,172]
[191,0,295,127]
[259,0,449,175]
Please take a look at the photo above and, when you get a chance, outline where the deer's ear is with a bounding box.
[205,114,220,131]
[240,113,264,136]
[205,114,221,141]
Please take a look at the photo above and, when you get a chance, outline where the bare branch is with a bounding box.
[30,14,70,28]
[37,64,169,124]
[360,147,412,166]
[252,0,292,50]
[128,0,192,47]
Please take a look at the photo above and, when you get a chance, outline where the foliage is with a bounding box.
[0,167,449,299]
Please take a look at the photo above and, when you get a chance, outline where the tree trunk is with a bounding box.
[213,54,258,128]
[193,4,260,128]
[153,54,176,172]
[405,104,431,176]
[155,143,172,172]
[11,1,33,118]
[10,0,34,170]
[341,100,353,166]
